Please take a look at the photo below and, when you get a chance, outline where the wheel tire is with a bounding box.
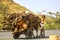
[13,32,20,39]
[26,29,32,38]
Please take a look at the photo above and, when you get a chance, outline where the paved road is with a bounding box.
[0,30,60,40]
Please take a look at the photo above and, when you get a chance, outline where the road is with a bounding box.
[0,30,60,40]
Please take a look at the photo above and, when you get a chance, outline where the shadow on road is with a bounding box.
[17,36,49,39]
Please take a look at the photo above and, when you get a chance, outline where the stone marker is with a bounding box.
[49,35,59,40]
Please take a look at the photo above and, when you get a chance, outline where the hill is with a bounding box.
[0,0,33,29]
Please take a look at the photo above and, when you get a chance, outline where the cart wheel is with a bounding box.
[13,32,20,39]
[26,29,32,38]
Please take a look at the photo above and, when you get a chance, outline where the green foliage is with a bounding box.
[45,12,60,30]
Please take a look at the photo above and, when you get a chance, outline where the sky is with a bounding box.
[13,0,60,13]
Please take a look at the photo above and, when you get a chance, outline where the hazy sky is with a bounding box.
[13,0,60,12]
